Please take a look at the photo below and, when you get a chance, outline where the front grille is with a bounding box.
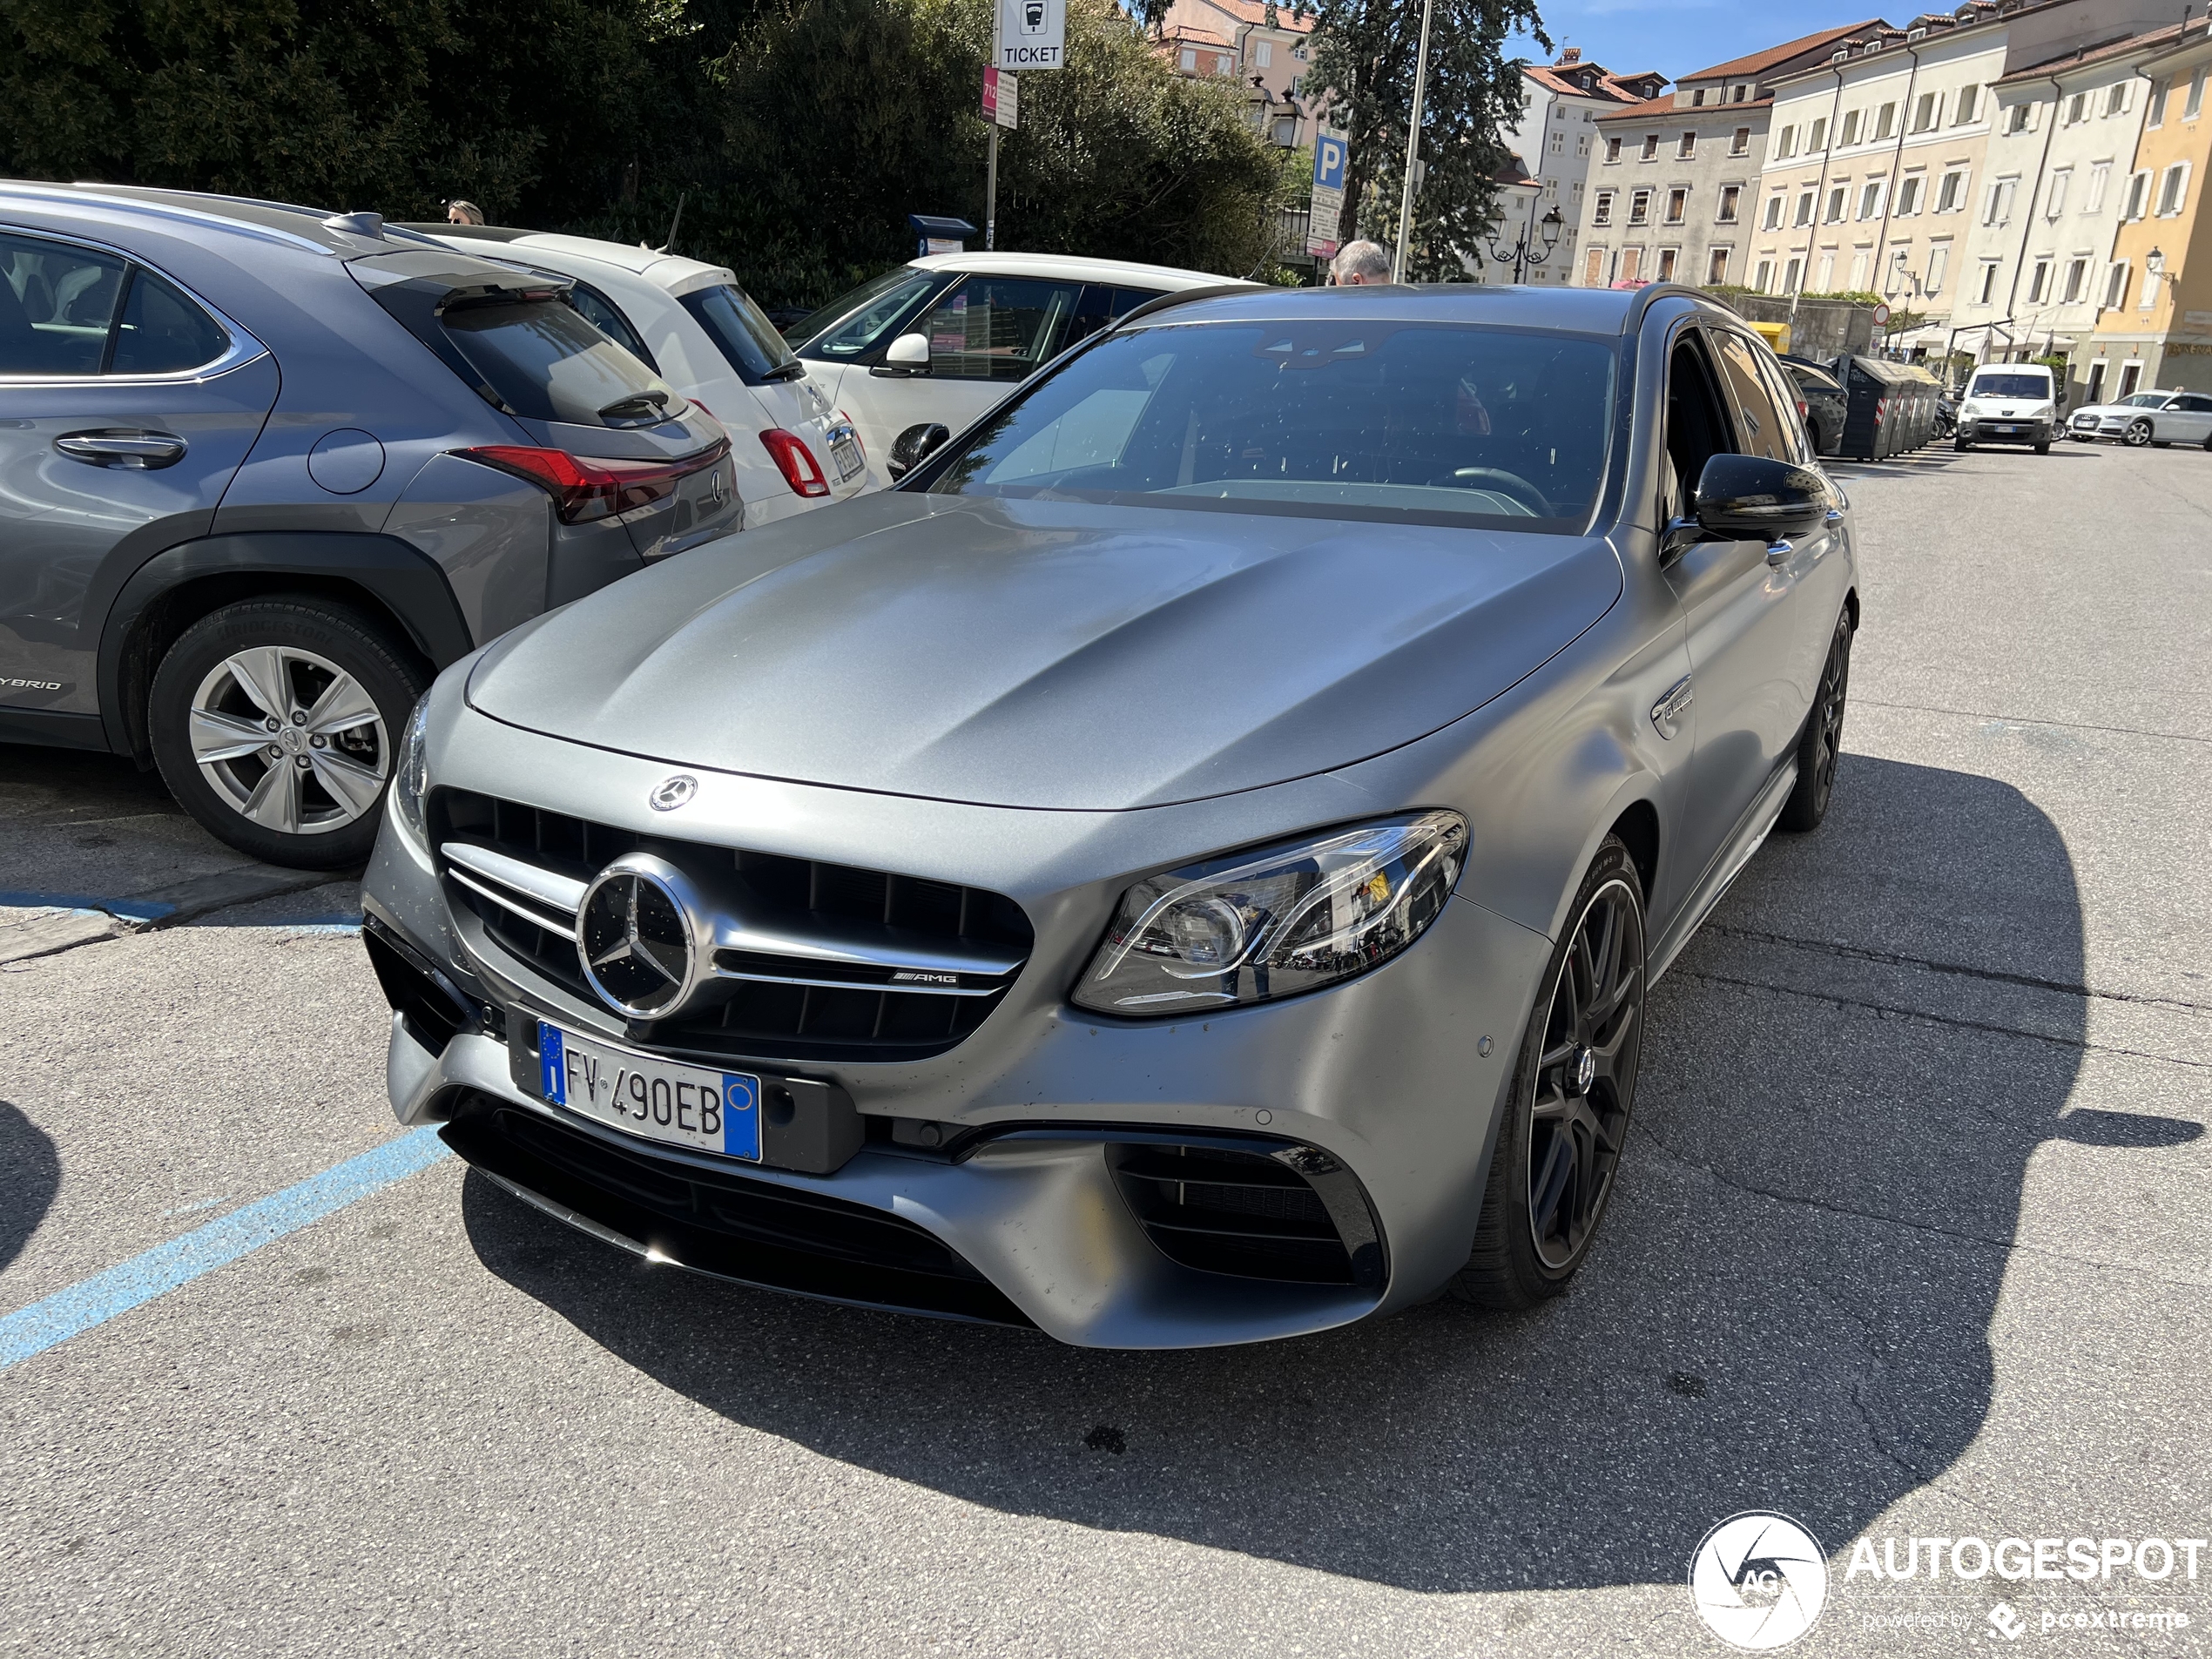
[444,1095,1030,1325]
[430,789,1032,1062]
[1110,1141,1383,1288]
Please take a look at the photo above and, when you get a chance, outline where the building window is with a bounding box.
[1605,135,1622,164]
[2046,168,2070,217]
[1716,185,1741,223]
[1981,177,2017,226]
[1730,127,1750,156]
[2188,65,2207,121]
[1678,131,1696,158]
[1582,246,1606,285]
[2148,79,2169,128]
[1642,133,1660,161]
[1817,251,1836,290]
[2066,92,2087,125]
[1629,189,1652,225]
[1840,109,1862,146]
[2085,162,2109,213]
[2123,170,2151,219]
[2103,261,2129,309]
[2156,161,2190,217]
[1693,88,1708,107]
[2006,101,2034,135]
[1576,132,1590,157]
[1754,258,1774,292]
[1657,248,1678,280]
[1896,174,1922,216]
[1795,191,1816,227]
[1912,91,1939,132]
[1708,246,1730,283]
[1777,124,1797,158]
[1732,84,1748,103]
[2062,258,2087,303]
[1937,170,1967,213]
[1824,185,1847,223]
[1784,256,1802,292]
[1593,190,1615,226]
[1976,261,2000,304]
[1926,245,1948,293]
[1550,130,1565,155]
[1620,247,1643,281]
[2085,361,2106,403]
[1665,187,1688,224]
[1858,180,1884,219]
[1808,116,1828,151]
[1954,85,1980,125]
[1256,39,1272,68]
[1875,102,1897,140]
[2118,361,2141,398]
[1179,46,1197,71]
[2141,266,2159,311]
[1764,192,1784,230]
[2028,259,2050,302]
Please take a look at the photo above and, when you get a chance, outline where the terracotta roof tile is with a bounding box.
[1679,20,1887,84]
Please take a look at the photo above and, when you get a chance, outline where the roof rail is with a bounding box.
[1104,280,1273,336]
[1622,281,1712,333]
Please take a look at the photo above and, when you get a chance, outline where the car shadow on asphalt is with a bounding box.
[460,753,2199,1591]
[0,1101,61,1273]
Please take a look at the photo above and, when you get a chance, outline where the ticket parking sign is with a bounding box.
[997,0,1065,70]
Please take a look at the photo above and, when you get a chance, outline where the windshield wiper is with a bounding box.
[597,390,671,425]
[759,360,808,381]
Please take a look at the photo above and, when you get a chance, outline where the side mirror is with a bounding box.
[1691,453,1832,543]
[887,421,951,481]
[873,333,931,377]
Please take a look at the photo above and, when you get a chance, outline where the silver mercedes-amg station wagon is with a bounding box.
[362,282,1857,1348]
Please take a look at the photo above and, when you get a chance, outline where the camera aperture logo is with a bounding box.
[1690,1513,1831,1649]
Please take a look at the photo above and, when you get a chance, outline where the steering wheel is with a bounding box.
[1429,466,1553,516]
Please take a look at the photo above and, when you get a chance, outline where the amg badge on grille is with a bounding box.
[649,774,698,812]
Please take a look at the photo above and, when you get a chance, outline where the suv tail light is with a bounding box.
[455,441,731,524]
[760,428,830,497]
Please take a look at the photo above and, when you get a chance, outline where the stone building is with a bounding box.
[1494,50,1662,285]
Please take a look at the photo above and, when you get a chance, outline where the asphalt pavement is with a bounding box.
[2,438,2208,1657]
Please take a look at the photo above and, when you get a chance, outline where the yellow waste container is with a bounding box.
[1750,320,1791,355]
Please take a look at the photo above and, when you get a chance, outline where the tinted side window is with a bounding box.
[920,276,1083,381]
[563,284,654,371]
[2177,395,2212,413]
[0,232,128,375]
[110,269,228,375]
[1754,351,1815,464]
[1708,328,1790,461]
[679,283,801,382]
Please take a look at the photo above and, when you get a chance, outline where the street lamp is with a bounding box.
[1485,204,1564,285]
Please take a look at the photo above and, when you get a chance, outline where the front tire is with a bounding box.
[1778,609,1852,833]
[1453,837,1646,1310]
[2125,419,2154,448]
[1953,435,1973,451]
[149,597,428,869]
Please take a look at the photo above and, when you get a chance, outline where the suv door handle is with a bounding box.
[55,431,188,469]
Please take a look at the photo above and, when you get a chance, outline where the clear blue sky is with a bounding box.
[1506,1,1889,83]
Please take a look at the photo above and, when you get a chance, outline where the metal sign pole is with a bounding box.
[987,125,999,251]
[1392,0,1436,284]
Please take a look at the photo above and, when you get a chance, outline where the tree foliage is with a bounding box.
[1299,0,1543,278]
[0,0,1291,305]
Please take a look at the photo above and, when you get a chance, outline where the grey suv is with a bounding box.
[0,182,740,867]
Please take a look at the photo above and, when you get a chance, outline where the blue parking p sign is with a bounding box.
[1314,135,1347,192]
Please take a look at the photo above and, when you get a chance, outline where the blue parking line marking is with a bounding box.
[0,890,177,922]
[0,1127,451,1371]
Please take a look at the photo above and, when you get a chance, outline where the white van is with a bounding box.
[1953,363,2060,454]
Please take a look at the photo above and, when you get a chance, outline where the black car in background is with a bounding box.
[1779,354,1847,457]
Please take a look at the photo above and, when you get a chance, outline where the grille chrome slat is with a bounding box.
[443,842,589,917]
[447,865,580,936]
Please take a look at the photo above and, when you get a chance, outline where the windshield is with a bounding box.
[441,299,680,427]
[1967,373,2051,399]
[926,320,1617,534]
[789,266,942,357]
[2120,392,2171,407]
[680,282,802,382]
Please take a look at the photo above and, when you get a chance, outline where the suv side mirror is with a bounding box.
[873,332,931,378]
[887,422,952,480]
[1691,453,1832,542]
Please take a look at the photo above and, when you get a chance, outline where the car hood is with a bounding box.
[2072,402,2152,418]
[467,493,1622,811]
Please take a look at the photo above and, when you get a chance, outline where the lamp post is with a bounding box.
[1485,204,1564,285]
[1390,0,1436,284]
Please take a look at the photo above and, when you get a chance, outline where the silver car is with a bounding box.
[364,283,1858,1348]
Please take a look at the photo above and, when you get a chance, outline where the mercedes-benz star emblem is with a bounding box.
[577,864,696,1018]
[649,774,698,812]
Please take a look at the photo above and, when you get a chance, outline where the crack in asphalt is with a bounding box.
[1629,1121,2212,1291]
[1854,698,2212,748]
[1673,967,2212,1073]
[1697,924,2212,1017]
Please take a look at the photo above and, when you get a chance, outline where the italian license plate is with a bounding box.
[1995,424,2019,434]
[830,433,865,482]
[537,1021,760,1161]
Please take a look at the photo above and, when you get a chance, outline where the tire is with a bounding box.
[148,597,428,870]
[2125,420,2154,448]
[1952,435,1972,451]
[1777,608,1852,833]
[2034,439,2051,455]
[1453,837,1646,1310]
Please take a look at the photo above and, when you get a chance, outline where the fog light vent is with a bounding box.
[1109,1141,1382,1288]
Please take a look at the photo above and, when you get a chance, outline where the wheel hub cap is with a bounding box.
[1573,1047,1596,1094]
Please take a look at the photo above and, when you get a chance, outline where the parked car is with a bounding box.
[2066,388,2212,448]
[1952,363,2060,453]
[1777,354,1847,456]
[0,182,738,868]
[780,253,1246,463]
[366,281,1858,1348]
[408,224,875,519]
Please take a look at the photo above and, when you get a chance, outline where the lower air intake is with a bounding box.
[1109,1139,1384,1288]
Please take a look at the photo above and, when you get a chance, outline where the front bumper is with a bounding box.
[363,720,1551,1349]
[1963,418,2051,444]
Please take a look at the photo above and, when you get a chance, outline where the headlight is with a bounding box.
[1071,812,1467,1016]
[389,691,431,850]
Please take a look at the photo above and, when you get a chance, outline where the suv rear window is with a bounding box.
[442,299,678,426]
[679,283,801,383]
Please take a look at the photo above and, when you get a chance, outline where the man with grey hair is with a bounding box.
[1330,239,1392,285]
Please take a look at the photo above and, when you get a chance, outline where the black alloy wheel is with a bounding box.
[2125,419,2154,448]
[1779,609,1852,833]
[1454,837,1646,1308]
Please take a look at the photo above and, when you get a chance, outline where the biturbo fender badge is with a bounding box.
[577,853,713,1018]
[649,773,698,812]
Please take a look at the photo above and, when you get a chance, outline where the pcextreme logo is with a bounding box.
[1689,1512,1830,1649]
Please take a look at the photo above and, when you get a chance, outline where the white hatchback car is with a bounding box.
[781,253,1247,466]
[415,226,874,524]
[2067,388,2212,448]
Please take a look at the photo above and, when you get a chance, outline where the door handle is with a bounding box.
[55,431,187,469]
